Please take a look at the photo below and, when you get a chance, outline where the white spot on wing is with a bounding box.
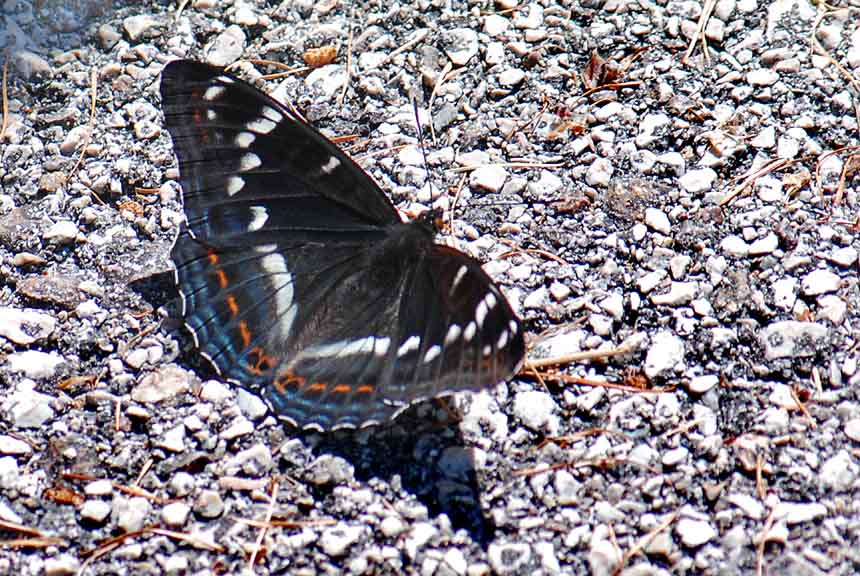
[226,176,245,196]
[248,206,268,231]
[203,86,225,101]
[319,156,341,175]
[261,106,283,123]
[497,330,509,350]
[444,324,462,346]
[450,265,468,296]
[216,75,235,84]
[374,337,391,357]
[235,131,256,148]
[509,320,518,335]
[254,243,277,254]
[475,292,498,328]
[206,109,216,121]
[397,335,421,358]
[463,321,477,342]
[247,117,277,134]
[240,153,262,172]
[482,345,492,357]
[257,252,295,342]
[423,345,441,364]
[301,336,390,360]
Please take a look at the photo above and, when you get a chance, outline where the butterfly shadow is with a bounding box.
[300,399,497,547]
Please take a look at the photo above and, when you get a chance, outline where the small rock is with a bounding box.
[829,246,858,267]
[7,351,65,380]
[84,480,113,497]
[161,502,191,528]
[113,496,152,532]
[586,158,613,187]
[845,418,860,442]
[721,235,749,257]
[131,365,193,403]
[0,308,56,345]
[747,68,779,86]
[676,517,717,547]
[512,390,559,434]
[405,523,438,559]
[651,282,697,306]
[442,28,479,66]
[748,233,778,255]
[43,221,79,244]
[499,68,526,86]
[0,436,31,455]
[679,168,717,193]
[644,207,671,234]
[44,554,79,576]
[157,425,186,453]
[644,331,685,379]
[319,523,364,557]
[194,490,224,518]
[80,500,112,523]
[305,65,348,99]
[688,374,719,393]
[760,321,828,360]
[205,25,246,67]
[488,542,531,575]
[801,269,841,295]
[470,165,508,193]
[483,14,510,37]
[819,450,858,492]
[773,501,827,525]
[123,15,158,41]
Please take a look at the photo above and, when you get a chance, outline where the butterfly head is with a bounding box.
[414,207,446,235]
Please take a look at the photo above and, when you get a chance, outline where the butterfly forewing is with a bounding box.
[160,59,525,430]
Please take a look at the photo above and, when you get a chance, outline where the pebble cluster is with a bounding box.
[1,0,859,574]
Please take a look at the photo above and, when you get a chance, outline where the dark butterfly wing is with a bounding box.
[160,59,399,248]
[268,244,525,428]
[160,59,525,430]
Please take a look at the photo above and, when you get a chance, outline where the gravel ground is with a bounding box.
[2,0,860,574]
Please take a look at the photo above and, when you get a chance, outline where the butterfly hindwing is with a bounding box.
[160,59,525,430]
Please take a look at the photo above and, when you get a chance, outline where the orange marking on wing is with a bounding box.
[207,251,219,265]
[215,269,229,289]
[274,370,306,392]
[246,346,277,375]
[238,320,252,348]
[333,384,352,394]
[308,382,327,393]
[226,295,239,316]
[356,385,374,394]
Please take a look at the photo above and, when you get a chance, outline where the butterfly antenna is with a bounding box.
[412,98,438,200]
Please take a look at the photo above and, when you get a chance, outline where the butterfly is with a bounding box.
[159,59,525,430]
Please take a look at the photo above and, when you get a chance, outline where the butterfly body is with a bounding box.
[160,60,524,430]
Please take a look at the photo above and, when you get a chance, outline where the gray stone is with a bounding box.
[194,490,224,518]
[319,523,363,557]
[80,500,112,523]
[6,350,66,379]
[644,331,685,378]
[442,28,479,66]
[819,450,858,492]
[676,517,716,547]
[205,25,246,67]
[760,321,828,360]
[112,496,152,532]
[161,502,190,528]
[470,165,508,193]
[488,542,531,575]
[0,307,56,345]
[123,15,158,41]
[512,390,559,434]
